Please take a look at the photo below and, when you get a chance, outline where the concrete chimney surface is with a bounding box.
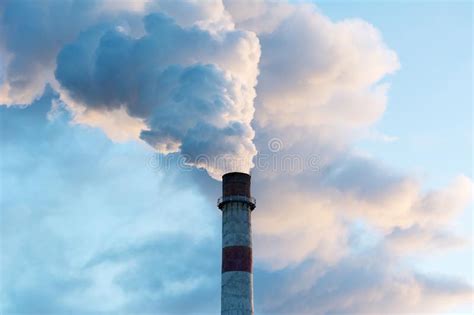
[222,172,251,198]
[219,172,255,315]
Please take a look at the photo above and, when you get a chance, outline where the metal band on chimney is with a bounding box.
[217,196,256,210]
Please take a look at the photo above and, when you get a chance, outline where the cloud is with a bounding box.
[252,4,399,131]
[385,224,469,255]
[223,0,295,34]
[251,147,473,269]
[0,92,221,314]
[150,0,233,31]
[255,250,472,315]
[0,0,94,105]
[84,235,221,314]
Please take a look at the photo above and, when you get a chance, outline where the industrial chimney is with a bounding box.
[218,172,256,315]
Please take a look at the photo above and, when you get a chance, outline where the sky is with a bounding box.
[0,1,472,314]
[319,0,473,287]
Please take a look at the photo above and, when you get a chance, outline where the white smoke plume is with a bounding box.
[54,12,259,178]
[1,0,260,179]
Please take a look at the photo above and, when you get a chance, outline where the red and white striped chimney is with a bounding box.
[218,172,256,315]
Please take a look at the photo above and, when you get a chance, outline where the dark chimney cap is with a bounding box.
[222,172,251,198]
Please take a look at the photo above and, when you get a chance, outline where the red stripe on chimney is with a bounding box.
[222,246,252,273]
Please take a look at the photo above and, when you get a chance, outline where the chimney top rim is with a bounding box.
[222,172,251,179]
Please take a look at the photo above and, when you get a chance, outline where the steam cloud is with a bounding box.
[53,13,259,179]
[0,1,259,179]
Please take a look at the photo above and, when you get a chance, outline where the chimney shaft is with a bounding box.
[218,172,255,315]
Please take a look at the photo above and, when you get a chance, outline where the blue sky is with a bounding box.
[0,1,472,314]
[319,1,472,184]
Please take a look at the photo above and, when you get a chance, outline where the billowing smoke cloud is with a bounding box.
[0,0,259,178]
[54,12,259,178]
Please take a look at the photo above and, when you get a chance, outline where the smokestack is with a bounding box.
[218,172,256,315]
